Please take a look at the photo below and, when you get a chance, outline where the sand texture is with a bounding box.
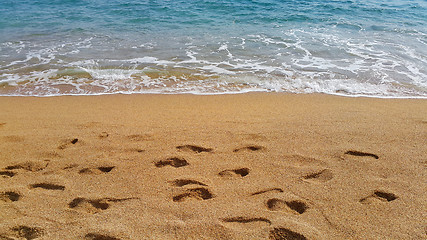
[0,93,426,240]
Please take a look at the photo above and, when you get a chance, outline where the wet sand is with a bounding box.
[0,93,426,239]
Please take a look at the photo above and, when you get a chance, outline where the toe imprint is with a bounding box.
[171,179,207,187]
[172,188,214,202]
[345,150,379,159]
[0,191,21,202]
[30,183,65,191]
[218,168,250,178]
[176,145,213,153]
[155,157,189,168]
[266,199,309,214]
[251,188,284,196]
[233,145,265,152]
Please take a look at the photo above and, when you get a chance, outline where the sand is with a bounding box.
[0,93,426,240]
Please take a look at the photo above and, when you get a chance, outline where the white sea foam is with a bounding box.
[201,65,235,75]
[81,68,138,81]
[218,43,233,58]
[127,57,174,65]
[1,28,426,98]
[1,0,426,98]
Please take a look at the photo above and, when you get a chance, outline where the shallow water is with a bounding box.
[1,0,426,97]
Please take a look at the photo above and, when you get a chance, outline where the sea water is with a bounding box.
[1,0,426,97]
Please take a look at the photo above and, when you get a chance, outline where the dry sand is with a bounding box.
[0,93,426,240]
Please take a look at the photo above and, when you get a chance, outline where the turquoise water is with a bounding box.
[1,0,426,97]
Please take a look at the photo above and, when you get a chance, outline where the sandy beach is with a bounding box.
[0,93,426,240]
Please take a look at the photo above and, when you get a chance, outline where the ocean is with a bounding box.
[1,0,426,97]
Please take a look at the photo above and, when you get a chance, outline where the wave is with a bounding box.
[1,0,426,98]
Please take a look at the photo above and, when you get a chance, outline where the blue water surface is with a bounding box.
[1,0,426,96]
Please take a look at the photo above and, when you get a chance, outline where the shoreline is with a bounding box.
[0,93,426,239]
[1,91,427,99]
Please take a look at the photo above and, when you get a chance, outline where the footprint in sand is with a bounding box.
[0,191,21,202]
[79,166,115,174]
[155,157,189,168]
[233,145,265,152]
[85,233,121,240]
[58,138,80,150]
[0,171,16,178]
[344,150,379,159]
[30,183,65,191]
[98,132,109,139]
[4,161,48,172]
[176,145,213,153]
[218,168,250,178]
[266,199,309,215]
[172,187,214,202]
[0,225,44,240]
[251,188,284,196]
[359,190,398,204]
[269,227,307,240]
[68,197,136,214]
[303,169,333,183]
[170,179,207,187]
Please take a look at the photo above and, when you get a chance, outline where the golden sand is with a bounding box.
[0,93,426,239]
